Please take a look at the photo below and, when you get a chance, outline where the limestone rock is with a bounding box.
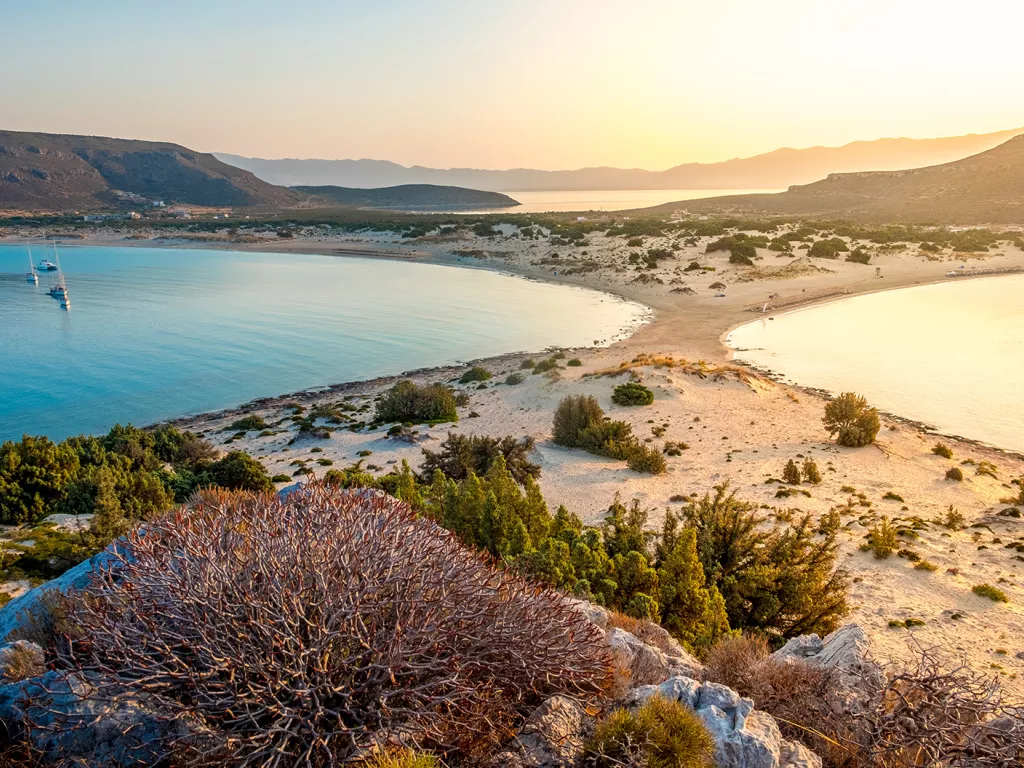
[772,623,882,709]
[623,675,821,768]
[0,546,121,645]
[0,671,190,766]
[491,695,589,768]
[607,627,672,688]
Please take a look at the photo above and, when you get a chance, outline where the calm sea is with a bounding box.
[423,188,781,214]
[726,276,1024,452]
[0,245,648,442]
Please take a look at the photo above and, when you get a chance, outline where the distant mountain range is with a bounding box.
[216,128,1024,192]
[294,184,518,209]
[660,135,1024,224]
[0,131,300,211]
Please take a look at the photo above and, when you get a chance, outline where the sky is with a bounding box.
[4,0,1024,170]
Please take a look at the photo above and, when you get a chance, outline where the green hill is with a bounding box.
[658,135,1024,225]
[0,130,301,211]
[295,184,519,209]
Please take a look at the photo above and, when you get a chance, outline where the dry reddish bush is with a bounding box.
[53,484,612,766]
[703,635,841,762]
[606,611,676,657]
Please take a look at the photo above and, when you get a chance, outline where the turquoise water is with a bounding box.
[727,276,1024,452]
[0,245,648,441]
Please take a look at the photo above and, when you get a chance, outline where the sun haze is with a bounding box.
[4,0,1024,169]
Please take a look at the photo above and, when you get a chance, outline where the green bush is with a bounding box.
[682,484,848,641]
[802,458,822,484]
[375,380,458,424]
[972,583,1009,602]
[783,459,801,485]
[504,372,526,385]
[364,750,441,768]
[459,366,492,384]
[229,415,268,432]
[567,358,583,367]
[932,442,954,459]
[808,237,849,259]
[846,248,871,264]
[532,357,560,374]
[270,474,291,483]
[586,696,716,768]
[946,467,964,482]
[823,392,880,447]
[865,517,898,559]
[627,444,667,475]
[209,451,273,492]
[612,382,655,406]
[421,433,540,485]
[552,395,606,448]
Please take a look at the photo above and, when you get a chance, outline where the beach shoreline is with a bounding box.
[5,227,1024,694]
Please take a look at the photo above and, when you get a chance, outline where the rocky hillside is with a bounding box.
[295,183,520,209]
[662,135,1024,224]
[0,130,302,211]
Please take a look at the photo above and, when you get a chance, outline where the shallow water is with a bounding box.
[726,276,1024,452]
[0,245,648,441]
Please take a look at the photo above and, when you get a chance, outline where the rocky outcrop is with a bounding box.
[627,676,822,768]
[0,671,189,766]
[488,696,589,768]
[0,546,120,645]
[772,624,882,711]
[564,598,704,689]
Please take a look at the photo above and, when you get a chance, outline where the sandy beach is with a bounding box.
[6,223,1024,694]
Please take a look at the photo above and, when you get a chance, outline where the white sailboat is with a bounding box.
[25,243,38,284]
[47,241,70,308]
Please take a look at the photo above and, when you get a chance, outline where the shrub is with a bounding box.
[228,415,268,431]
[865,517,898,559]
[782,459,801,485]
[421,433,540,485]
[520,359,536,370]
[682,484,848,641]
[567,358,583,367]
[882,491,905,502]
[932,442,953,459]
[942,505,965,530]
[365,750,441,768]
[504,372,526,385]
[914,560,938,572]
[585,696,716,768]
[533,357,560,374]
[270,473,291,483]
[459,366,492,384]
[972,583,1009,602]
[702,635,837,752]
[612,382,655,406]
[801,458,822,484]
[808,237,849,259]
[822,392,880,447]
[208,451,273,492]
[846,247,871,264]
[59,485,612,763]
[627,444,667,475]
[553,395,607,448]
[946,467,964,482]
[375,380,458,424]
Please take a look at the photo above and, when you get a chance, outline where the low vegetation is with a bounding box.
[458,365,492,384]
[585,695,716,768]
[58,485,612,764]
[612,381,655,406]
[0,425,273,578]
[551,395,663,474]
[822,392,881,447]
[972,583,1009,602]
[375,380,459,424]
[420,432,540,484]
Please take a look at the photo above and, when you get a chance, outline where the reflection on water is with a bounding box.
[411,188,781,214]
[0,245,648,441]
[727,276,1024,452]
